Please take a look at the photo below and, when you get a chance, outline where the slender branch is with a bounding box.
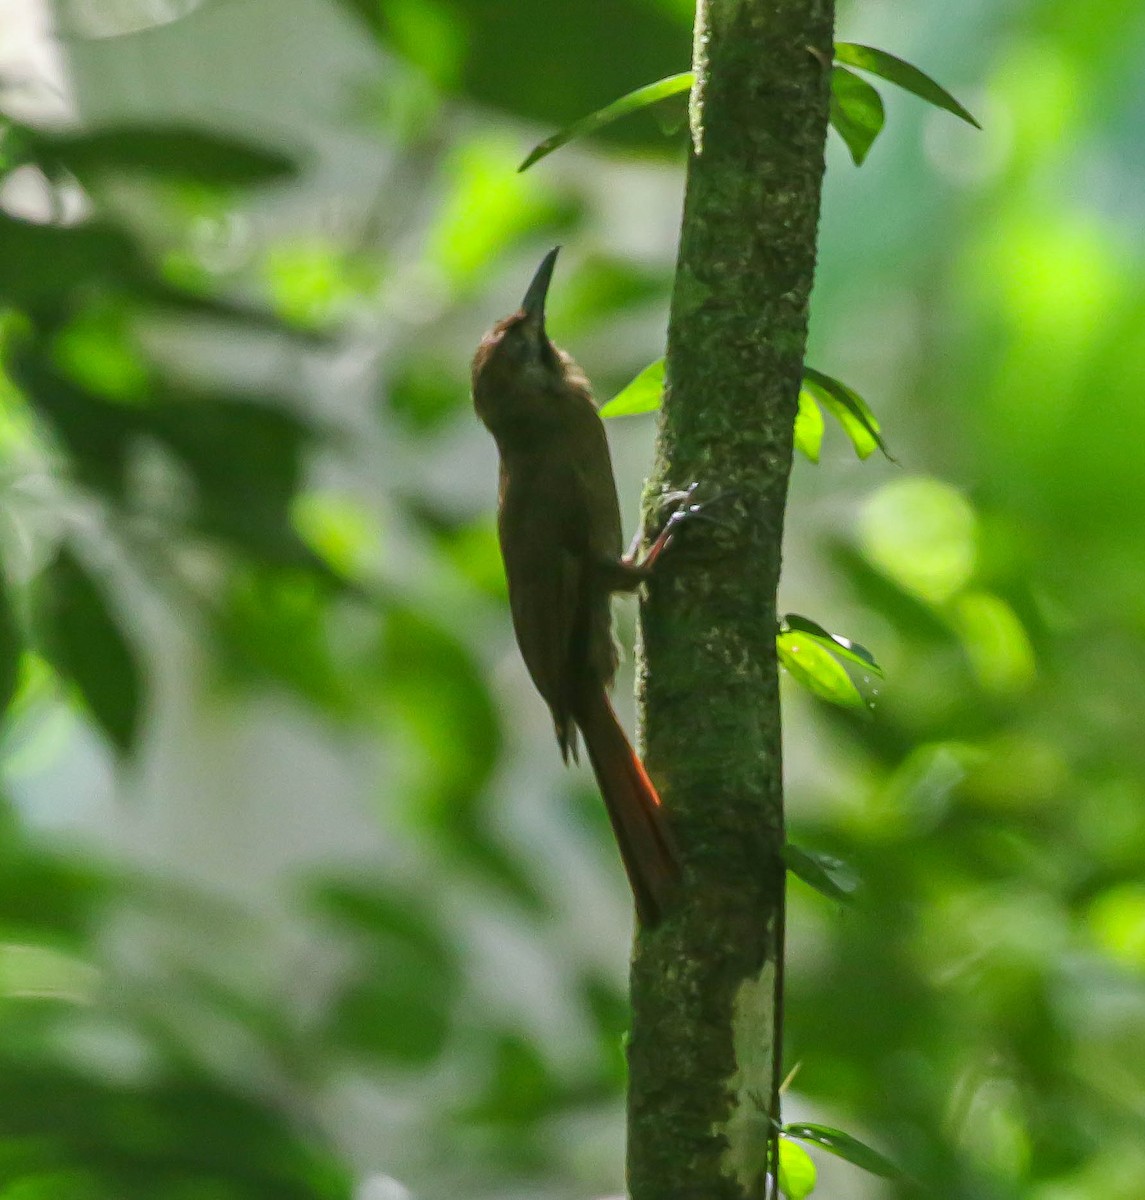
[628,1,835,1198]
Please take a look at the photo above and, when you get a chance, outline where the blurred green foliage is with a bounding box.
[0,1,1142,1199]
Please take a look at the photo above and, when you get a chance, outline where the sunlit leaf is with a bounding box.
[803,366,890,459]
[835,43,981,129]
[28,125,297,185]
[599,357,664,417]
[782,843,858,905]
[381,0,466,89]
[519,73,694,171]
[428,137,562,287]
[778,1136,818,1199]
[263,240,374,330]
[783,1123,902,1178]
[782,613,884,676]
[292,493,378,581]
[38,546,143,754]
[1088,883,1145,969]
[0,942,96,1001]
[793,388,824,463]
[858,478,977,603]
[829,66,885,165]
[951,590,1036,694]
[52,303,150,403]
[776,630,864,710]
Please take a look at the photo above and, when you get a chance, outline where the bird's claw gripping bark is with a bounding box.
[638,482,735,569]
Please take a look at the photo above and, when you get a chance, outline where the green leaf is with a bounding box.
[459,1032,567,1127]
[0,212,305,339]
[781,613,884,677]
[28,125,298,185]
[599,357,664,418]
[322,890,456,1064]
[776,630,864,710]
[829,66,885,165]
[0,580,23,722]
[0,848,113,944]
[313,879,460,1067]
[377,0,465,90]
[16,360,138,497]
[782,843,858,905]
[375,606,544,909]
[0,215,145,307]
[329,968,454,1066]
[0,1056,355,1199]
[793,388,824,463]
[778,1137,818,1200]
[519,73,694,172]
[215,566,348,713]
[802,366,891,460]
[147,392,316,563]
[39,547,143,754]
[52,300,150,403]
[783,1124,903,1179]
[835,43,981,129]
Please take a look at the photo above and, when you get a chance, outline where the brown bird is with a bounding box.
[471,247,691,926]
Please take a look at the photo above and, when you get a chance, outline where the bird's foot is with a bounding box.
[640,482,735,568]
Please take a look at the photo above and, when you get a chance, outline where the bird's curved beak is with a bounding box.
[520,246,560,330]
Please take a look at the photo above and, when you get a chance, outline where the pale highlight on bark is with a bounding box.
[715,959,778,1192]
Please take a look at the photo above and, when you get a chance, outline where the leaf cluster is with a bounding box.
[0,112,337,753]
[0,103,360,1198]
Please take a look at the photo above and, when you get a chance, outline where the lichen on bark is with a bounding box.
[627,1,836,1198]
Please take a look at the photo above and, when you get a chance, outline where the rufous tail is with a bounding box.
[574,686,681,925]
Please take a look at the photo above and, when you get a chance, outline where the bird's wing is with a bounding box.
[504,537,584,760]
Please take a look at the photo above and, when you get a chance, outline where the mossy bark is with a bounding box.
[629,1,835,1197]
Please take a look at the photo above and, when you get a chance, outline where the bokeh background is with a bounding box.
[2,0,1144,1198]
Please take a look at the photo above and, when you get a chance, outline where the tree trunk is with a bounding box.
[628,1,835,1197]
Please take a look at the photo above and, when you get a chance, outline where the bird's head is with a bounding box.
[471,247,574,435]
